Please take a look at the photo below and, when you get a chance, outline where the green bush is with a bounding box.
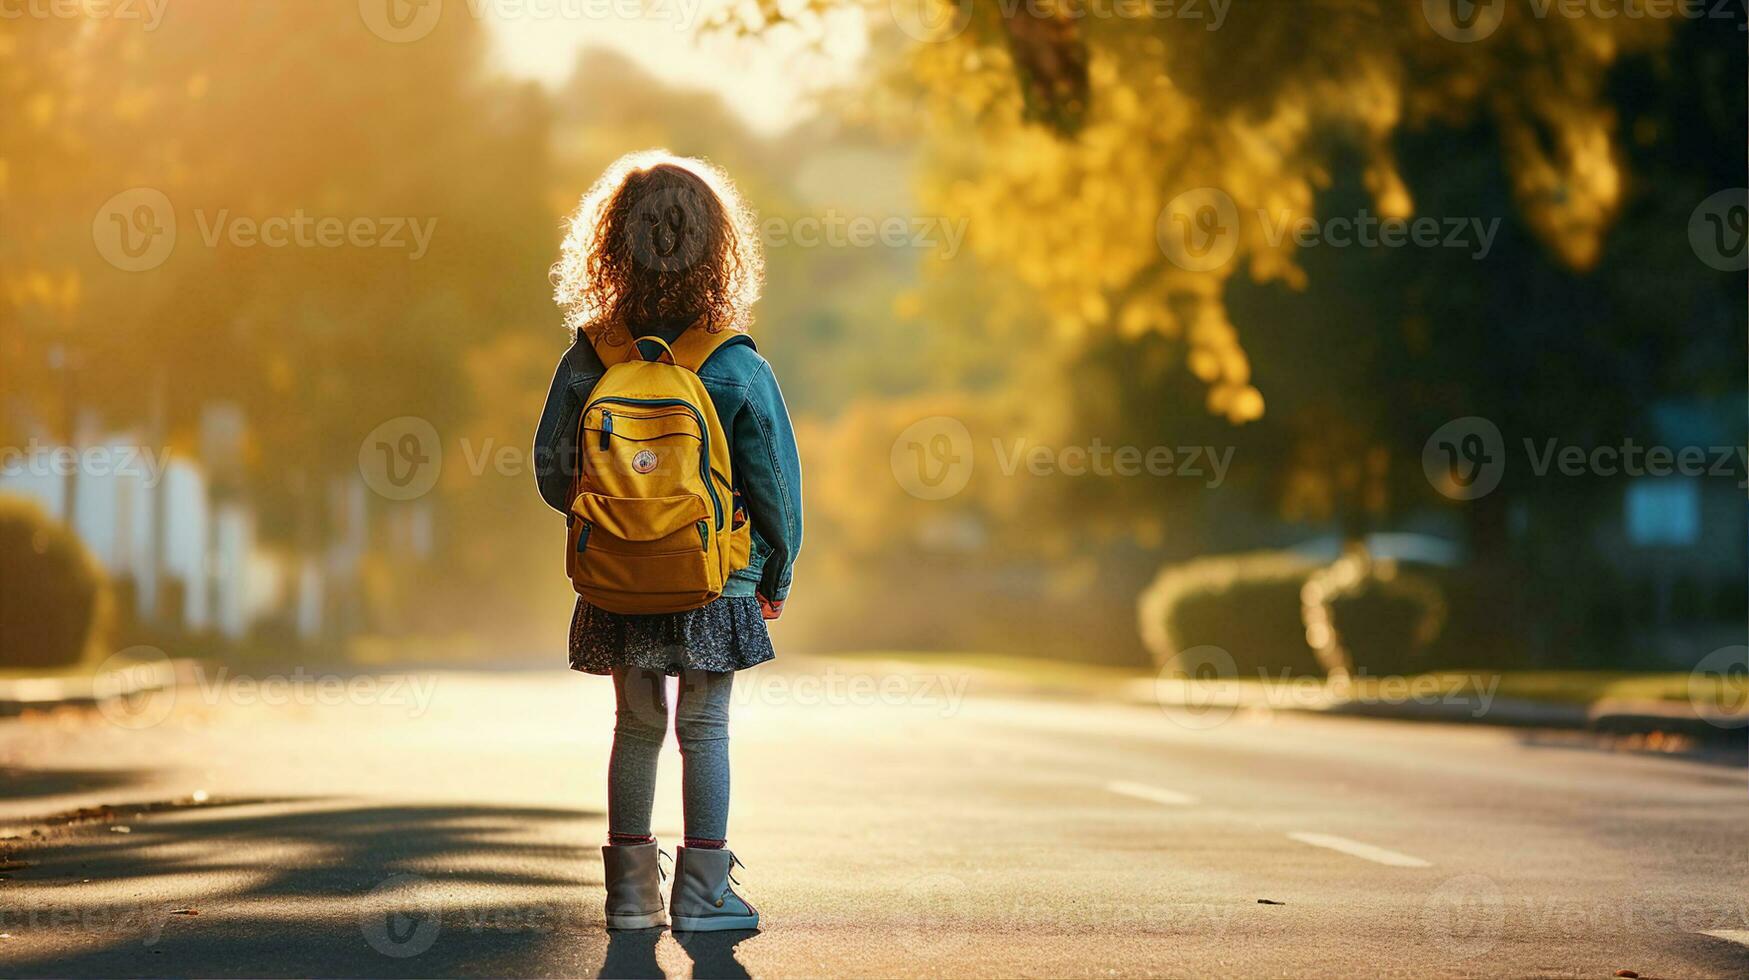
[0,496,109,670]
[1137,551,1323,677]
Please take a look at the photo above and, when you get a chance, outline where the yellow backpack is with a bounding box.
[566,329,752,614]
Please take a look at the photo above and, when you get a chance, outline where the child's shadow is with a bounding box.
[675,929,758,979]
[595,928,757,979]
[597,928,663,979]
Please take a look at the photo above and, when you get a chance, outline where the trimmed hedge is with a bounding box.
[0,496,109,670]
[1303,555,1449,678]
[1137,551,1324,677]
[1138,549,1451,678]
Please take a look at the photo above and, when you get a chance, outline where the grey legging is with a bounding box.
[608,667,734,842]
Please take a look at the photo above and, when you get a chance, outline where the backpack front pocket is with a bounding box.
[569,491,719,611]
[572,492,710,554]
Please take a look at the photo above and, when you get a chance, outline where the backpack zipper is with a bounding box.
[585,396,724,531]
[599,410,613,450]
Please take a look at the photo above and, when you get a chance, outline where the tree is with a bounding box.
[731,0,1678,421]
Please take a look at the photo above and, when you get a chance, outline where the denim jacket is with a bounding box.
[533,325,803,602]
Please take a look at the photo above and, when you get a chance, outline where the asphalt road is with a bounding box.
[1,655,1745,979]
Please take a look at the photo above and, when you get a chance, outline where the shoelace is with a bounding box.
[727,852,746,888]
[657,848,674,883]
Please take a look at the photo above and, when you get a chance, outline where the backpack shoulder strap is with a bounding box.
[586,326,638,367]
[669,327,755,373]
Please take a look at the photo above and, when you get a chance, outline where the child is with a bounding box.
[533,150,803,933]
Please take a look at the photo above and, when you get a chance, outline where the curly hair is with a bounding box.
[552,150,764,349]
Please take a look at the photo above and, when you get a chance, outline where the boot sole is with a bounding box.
[606,911,668,930]
[671,913,759,932]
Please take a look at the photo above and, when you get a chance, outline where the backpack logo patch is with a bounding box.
[631,449,660,474]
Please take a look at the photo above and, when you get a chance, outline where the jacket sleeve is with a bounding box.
[533,356,582,515]
[731,360,804,601]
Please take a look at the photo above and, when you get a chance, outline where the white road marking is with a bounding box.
[1106,780,1199,806]
[1287,831,1431,868]
[1699,930,1749,947]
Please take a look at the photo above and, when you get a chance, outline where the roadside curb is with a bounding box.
[1128,681,1747,745]
[1586,698,1748,743]
[1314,694,1588,728]
[0,659,193,718]
[1314,694,1745,743]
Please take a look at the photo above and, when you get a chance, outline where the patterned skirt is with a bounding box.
[568,595,776,675]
